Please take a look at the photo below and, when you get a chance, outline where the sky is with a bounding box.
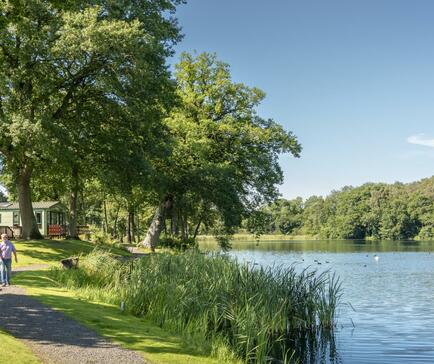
[171,0,434,199]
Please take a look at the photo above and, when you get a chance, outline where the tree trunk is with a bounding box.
[112,206,120,238]
[180,213,188,240]
[127,212,132,244]
[136,212,140,243]
[171,209,178,236]
[130,210,136,243]
[143,195,173,251]
[103,199,108,234]
[193,218,202,240]
[68,166,79,239]
[16,167,42,239]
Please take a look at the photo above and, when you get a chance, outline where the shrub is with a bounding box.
[158,236,197,250]
[89,228,128,252]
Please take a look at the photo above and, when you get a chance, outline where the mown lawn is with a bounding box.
[13,239,130,268]
[14,270,226,364]
[0,330,42,364]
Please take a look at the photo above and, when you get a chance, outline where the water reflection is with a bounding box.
[200,239,434,253]
[287,328,342,364]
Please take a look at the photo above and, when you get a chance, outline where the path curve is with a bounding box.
[0,286,148,364]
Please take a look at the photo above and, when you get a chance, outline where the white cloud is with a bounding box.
[407,134,434,148]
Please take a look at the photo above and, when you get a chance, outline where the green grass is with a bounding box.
[13,239,131,268]
[14,270,226,364]
[0,330,42,364]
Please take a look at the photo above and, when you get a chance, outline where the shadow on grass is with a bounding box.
[9,270,215,363]
[15,239,130,267]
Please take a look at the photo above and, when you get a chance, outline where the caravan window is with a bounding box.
[13,212,20,225]
[49,212,58,225]
[35,212,42,225]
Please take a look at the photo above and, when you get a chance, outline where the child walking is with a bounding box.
[0,233,18,287]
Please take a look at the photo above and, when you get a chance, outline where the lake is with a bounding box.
[200,239,434,363]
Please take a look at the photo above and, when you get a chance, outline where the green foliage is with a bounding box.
[261,176,434,240]
[0,0,183,237]
[245,210,272,240]
[89,228,126,251]
[152,52,301,245]
[52,250,341,363]
[159,236,197,250]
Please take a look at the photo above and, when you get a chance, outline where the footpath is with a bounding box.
[0,266,148,364]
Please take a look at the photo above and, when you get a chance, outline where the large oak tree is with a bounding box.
[0,0,183,238]
[143,53,302,249]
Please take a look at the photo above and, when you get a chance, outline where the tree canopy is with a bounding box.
[1,3,303,245]
[0,0,183,238]
[260,176,434,240]
[143,52,301,248]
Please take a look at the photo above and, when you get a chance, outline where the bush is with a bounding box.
[89,228,128,252]
[158,236,197,250]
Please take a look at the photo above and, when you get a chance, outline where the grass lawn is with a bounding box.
[0,330,42,364]
[14,270,226,364]
[13,239,131,268]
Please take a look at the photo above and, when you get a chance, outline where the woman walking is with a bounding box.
[0,233,18,287]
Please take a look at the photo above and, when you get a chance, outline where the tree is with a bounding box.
[0,1,183,238]
[143,52,301,249]
[262,176,434,241]
[267,198,304,234]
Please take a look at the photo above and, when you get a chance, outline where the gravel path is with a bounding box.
[0,285,148,364]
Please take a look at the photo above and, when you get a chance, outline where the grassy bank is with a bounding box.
[1,330,42,364]
[51,250,341,363]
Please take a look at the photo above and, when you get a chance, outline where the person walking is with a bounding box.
[0,233,18,287]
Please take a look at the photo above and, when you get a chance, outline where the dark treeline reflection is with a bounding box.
[281,328,341,364]
[201,239,434,253]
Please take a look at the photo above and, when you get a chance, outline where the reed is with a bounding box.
[51,250,341,363]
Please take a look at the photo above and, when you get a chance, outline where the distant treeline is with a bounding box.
[256,176,434,240]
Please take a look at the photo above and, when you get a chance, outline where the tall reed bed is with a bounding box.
[52,250,341,363]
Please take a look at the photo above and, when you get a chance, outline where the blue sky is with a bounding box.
[171,0,434,199]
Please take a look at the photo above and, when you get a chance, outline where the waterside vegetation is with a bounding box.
[50,249,341,363]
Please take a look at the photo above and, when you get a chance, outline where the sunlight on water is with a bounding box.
[200,240,434,363]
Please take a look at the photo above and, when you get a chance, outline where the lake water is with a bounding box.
[200,240,434,364]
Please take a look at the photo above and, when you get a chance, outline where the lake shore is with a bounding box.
[197,234,434,243]
[197,234,318,241]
